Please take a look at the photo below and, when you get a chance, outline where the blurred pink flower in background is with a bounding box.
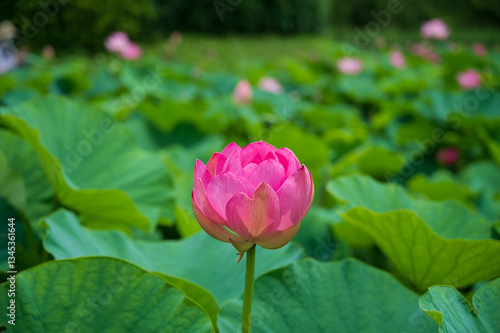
[191,141,314,258]
[104,31,130,53]
[258,77,283,94]
[456,69,481,90]
[473,43,486,56]
[436,147,459,166]
[409,42,431,56]
[421,19,450,40]
[337,57,363,75]
[120,42,142,60]
[389,50,405,68]
[409,42,440,64]
[233,79,253,105]
[105,31,142,60]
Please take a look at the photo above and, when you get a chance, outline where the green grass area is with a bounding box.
[163,29,499,71]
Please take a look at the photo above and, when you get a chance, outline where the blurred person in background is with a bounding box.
[0,20,17,74]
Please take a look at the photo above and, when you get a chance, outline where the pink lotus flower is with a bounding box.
[104,31,130,53]
[258,77,283,94]
[337,57,363,75]
[120,42,142,60]
[456,69,481,90]
[233,79,253,105]
[421,19,450,40]
[473,43,486,56]
[192,141,314,260]
[389,50,405,68]
[436,147,459,166]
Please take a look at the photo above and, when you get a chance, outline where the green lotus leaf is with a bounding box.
[419,277,500,332]
[0,95,175,231]
[0,257,214,332]
[219,259,437,333]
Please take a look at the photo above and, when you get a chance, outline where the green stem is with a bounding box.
[242,245,256,333]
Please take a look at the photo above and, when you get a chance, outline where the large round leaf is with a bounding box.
[219,258,437,333]
[327,174,493,241]
[0,257,213,332]
[0,95,175,231]
[342,208,500,291]
[42,209,304,304]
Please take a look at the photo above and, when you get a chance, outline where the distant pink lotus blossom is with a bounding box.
[456,69,481,90]
[104,31,130,53]
[421,19,450,40]
[473,43,486,56]
[337,57,363,75]
[389,50,405,68]
[120,42,142,60]
[233,79,252,105]
[436,147,459,166]
[409,42,431,56]
[409,42,440,64]
[258,77,283,94]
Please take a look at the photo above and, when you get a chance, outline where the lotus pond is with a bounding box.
[1,35,500,332]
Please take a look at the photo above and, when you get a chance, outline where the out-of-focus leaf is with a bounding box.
[0,130,53,223]
[0,150,25,212]
[0,95,175,231]
[407,173,474,204]
[267,123,330,171]
[331,145,404,179]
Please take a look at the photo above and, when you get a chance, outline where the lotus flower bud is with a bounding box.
[192,141,314,261]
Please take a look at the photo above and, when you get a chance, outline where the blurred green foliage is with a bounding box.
[2,0,157,52]
[332,0,500,29]
[154,0,332,34]
[2,0,500,52]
